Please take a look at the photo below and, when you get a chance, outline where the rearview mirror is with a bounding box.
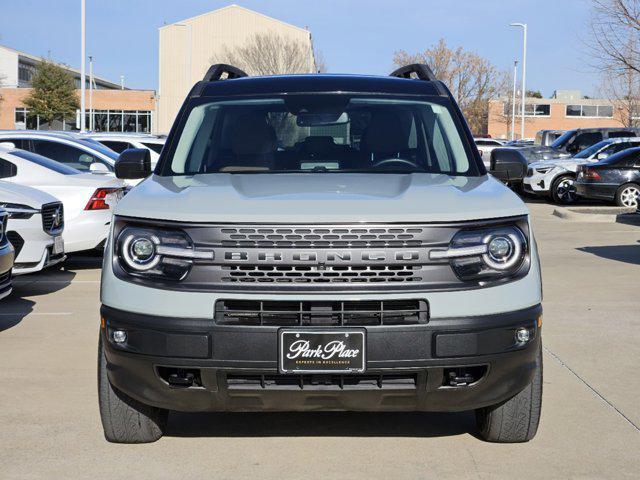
[115,148,151,179]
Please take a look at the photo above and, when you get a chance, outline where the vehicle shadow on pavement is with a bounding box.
[1,267,77,333]
[64,251,104,270]
[577,245,640,266]
[165,411,475,438]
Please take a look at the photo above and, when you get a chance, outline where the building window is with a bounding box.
[14,107,153,133]
[17,62,36,85]
[566,105,614,118]
[502,103,550,116]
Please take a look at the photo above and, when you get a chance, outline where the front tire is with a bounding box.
[615,183,640,207]
[475,344,542,443]
[98,335,168,443]
[550,174,577,204]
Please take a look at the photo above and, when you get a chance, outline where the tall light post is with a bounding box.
[511,60,518,141]
[510,22,527,140]
[174,23,192,86]
[89,55,93,131]
[80,0,86,132]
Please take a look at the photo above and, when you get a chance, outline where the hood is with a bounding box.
[529,157,595,170]
[0,180,59,208]
[115,173,528,223]
[515,145,572,162]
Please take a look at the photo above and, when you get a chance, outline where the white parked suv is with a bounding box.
[0,181,65,275]
[98,64,543,444]
[524,137,640,204]
[83,134,165,167]
[0,146,124,252]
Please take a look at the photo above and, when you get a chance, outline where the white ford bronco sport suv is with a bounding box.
[98,64,543,444]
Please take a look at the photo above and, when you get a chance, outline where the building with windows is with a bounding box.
[487,90,625,140]
[158,4,316,133]
[0,44,155,132]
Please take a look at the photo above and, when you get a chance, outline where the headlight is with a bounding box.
[431,224,529,283]
[0,203,39,219]
[534,167,553,174]
[116,227,213,280]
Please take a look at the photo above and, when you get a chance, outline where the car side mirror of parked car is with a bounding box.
[596,152,609,160]
[115,148,151,179]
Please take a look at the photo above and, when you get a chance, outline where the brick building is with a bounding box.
[0,44,155,132]
[487,90,626,140]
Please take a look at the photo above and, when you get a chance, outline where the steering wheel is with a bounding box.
[372,158,418,169]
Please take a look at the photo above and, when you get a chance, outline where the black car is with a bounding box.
[491,127,640,188]
[575,147,640,207]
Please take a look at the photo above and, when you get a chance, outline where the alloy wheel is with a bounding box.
[555,177,577,204]
[620,186,640,207]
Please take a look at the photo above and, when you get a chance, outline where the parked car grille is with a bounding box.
[0,269,11,287]
[527,168,533,176]
[215,299,429,326]
[41,202,64,234]
[225,373,418,391]
[6,231,24,257]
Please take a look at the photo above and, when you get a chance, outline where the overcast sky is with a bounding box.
[0,0,598,97]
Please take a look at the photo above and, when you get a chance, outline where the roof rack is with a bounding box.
[389,63,438,82]
[202,64,248,82]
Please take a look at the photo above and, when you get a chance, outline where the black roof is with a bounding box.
[193,74,446,98]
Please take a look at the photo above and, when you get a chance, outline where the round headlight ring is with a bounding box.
[121,233,161,271]
[482,231,525,271]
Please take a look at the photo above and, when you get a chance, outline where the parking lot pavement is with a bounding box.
[1,203,639,480]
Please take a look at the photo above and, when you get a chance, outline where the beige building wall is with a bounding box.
[157,4,314,134]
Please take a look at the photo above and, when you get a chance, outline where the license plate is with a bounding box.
[53,236,64,255]
[279,329,366,374]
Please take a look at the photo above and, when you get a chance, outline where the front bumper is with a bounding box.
[523,172,551,195]
[101,303,542,413]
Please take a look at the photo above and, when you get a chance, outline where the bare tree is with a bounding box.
[588,1,640,74]
[212,32,315,76]
[600,69,640,126]
[393,39,505,134]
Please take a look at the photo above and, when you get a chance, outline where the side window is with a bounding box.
[609,143,633,154]
[100,141,132,153]
[0,158,17,178]
[32,140,102,172]
[572,132,603,152]
[608,131,636,139]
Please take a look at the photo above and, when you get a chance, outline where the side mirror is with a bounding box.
[478,148,483,157]
[596,152,609,160]
[115,148,151,179]
[0,142,16,149]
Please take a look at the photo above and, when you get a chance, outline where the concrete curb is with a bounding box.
[552,206,640,223]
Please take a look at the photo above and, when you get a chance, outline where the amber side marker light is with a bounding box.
[537,314,543,329]
[100,317,106,329]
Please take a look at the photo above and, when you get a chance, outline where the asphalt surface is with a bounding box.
[1,201,639,479]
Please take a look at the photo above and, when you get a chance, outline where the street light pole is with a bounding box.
[510,22,527,140]
[89,55,93,131]
[511,60,518,141]
[80,0,86,132]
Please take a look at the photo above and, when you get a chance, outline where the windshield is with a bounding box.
[10,149,80,175]
[76,138,119,161]
[551,130,577,150]
[574,140,611,159]
[142,142,164,154]
[163,96,477,176]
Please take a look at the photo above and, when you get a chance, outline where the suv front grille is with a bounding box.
[221,264,423,284]
[217,226,426,248]
[215,299,429,326]
[225,373,418,391]
[41,202,64,234]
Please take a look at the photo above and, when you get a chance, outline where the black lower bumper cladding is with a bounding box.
[101,303,542,412]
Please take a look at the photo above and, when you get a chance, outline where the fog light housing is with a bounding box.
[112,330,127,344]
[515,327,531,344]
